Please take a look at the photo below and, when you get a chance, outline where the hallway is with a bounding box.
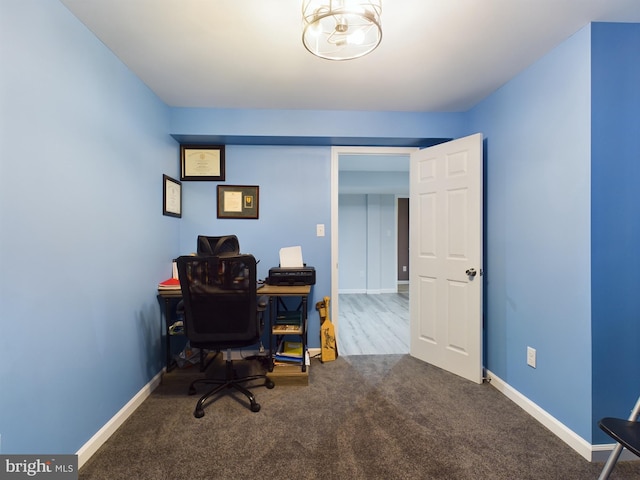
[338,287,409,355]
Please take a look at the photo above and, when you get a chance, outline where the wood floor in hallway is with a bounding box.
[337,288,409,355]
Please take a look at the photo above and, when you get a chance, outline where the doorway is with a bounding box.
[397,197,409,285]
[331,146,416,354]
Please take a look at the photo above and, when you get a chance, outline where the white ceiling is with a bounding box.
[60,0,640,112]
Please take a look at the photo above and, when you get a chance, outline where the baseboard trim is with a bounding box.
[591,443,639,462]
[486,370,639,463]
[76,369,163,468]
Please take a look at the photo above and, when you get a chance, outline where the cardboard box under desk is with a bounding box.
[268,364,309,386]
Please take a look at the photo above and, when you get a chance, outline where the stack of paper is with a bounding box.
[159,260,181,290]
[279,246,304,268]
[158,277,180,290]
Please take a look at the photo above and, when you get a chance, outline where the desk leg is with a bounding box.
[162,298,177,372]
[268,297,275,372]
[301,296,307,372]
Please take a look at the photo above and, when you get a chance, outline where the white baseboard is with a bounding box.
[486,370,639,463]
[308,347,321,359]
[591,443,639,463]
[76,370,163,468]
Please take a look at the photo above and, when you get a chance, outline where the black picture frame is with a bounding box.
[163,174,182,218]
[217,185,259,219]
[180,145,225,181]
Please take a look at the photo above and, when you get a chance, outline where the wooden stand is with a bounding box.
[268,363,309,386]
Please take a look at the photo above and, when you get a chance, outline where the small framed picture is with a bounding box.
[217,185,259,219]
[163,174,182,218]
[180,145,225,181]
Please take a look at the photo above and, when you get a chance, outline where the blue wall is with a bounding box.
[468,25,593,439]
[177,144,333,342]
[469,22,640,444]
[591,22,640,443]
[170,107,465,141]
[1,0,177,453]
[2,0,638,457]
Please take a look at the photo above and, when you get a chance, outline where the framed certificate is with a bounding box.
[217,185,259,219]
[180,145,225,181]
[163,174,182,218]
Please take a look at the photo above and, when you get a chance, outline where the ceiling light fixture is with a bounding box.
[302,0,382,61]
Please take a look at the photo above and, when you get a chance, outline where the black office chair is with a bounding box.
[176,254,274,417]
[597,394,640,480]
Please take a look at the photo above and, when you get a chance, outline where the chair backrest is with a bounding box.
[176,254,261,348]
[196,235,240,256]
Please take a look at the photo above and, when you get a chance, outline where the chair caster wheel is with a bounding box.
[194,408,205,418]
[250,402,261,412]
[266,379,275,389]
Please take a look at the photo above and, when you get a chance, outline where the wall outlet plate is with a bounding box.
[527,346,536,368]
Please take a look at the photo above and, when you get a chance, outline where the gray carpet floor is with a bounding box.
[79,354,640,479]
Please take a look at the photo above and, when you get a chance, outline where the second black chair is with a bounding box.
[176,254,274,417]
[597,393,640,480]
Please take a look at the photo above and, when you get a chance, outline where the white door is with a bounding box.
[409,133,483,384]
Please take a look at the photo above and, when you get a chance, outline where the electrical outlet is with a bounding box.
[402,266,407,272]
[527,346,536,368]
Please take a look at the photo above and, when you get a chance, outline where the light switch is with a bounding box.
[316,224,325,237]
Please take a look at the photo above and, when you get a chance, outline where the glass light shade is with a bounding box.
[302,0,382,60]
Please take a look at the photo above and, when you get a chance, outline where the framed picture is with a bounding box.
[163,174,182,218]
[217,185,259,219]
[180,145,225,181]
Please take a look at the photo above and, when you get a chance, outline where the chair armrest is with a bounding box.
[257,295,269,312]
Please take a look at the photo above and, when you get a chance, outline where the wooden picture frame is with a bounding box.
[217,185,259,219]
[163,174,182,218]
[180,145,225,181]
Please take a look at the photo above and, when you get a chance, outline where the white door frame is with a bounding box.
[330,146,418,340]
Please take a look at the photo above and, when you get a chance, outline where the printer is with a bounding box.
[267,266,316,286]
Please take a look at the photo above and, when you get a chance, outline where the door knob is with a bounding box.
[466,268,477,277]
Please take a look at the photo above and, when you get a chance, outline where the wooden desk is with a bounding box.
[159,284,312,373]
[260,284,311,373]
[259,284,311,297]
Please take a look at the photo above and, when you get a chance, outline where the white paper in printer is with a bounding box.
[279,246,304,268]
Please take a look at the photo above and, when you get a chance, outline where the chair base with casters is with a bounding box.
[188,349,275,418]
[598,394,640,480]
